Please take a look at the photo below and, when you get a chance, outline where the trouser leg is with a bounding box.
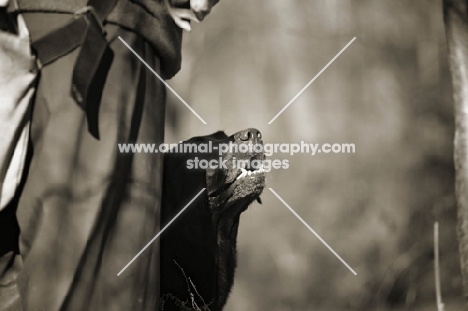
[15,14,165,311]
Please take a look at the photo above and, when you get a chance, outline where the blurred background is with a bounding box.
[164,0,461,310]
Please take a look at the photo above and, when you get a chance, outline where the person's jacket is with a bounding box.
[14,0,184,79]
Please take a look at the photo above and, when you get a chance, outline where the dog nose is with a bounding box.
[236,128,262,142]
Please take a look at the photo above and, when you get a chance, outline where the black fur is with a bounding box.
[160,129,265,311]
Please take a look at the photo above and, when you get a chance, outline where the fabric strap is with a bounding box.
[31,0,120,138]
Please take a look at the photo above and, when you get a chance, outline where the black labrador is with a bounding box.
[160,128,265,311]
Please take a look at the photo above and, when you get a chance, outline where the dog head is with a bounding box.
[166,128,265,214]
[204,129,265,215]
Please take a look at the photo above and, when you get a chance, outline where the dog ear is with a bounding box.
[206,168,220,197]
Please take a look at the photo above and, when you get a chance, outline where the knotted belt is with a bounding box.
[31,0,119,139]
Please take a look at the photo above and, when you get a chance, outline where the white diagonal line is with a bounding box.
[268,188,357,275]
[268,37,356,125]
[118,36,207,125]
[117,188,206,276]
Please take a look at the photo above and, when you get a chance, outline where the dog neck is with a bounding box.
[211,210,243,310]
